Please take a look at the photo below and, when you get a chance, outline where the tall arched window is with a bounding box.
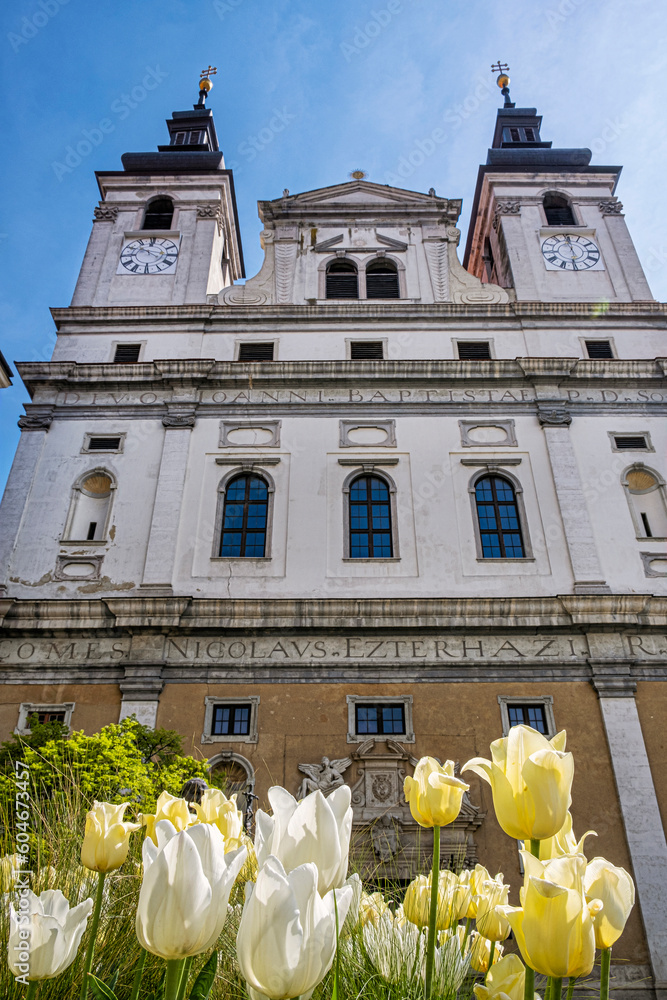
[475,475,525,558]
[543,193,576,227]
[326,260,358,299]
[349,474,393,558]
[142,197,174,230]
[220,474,269,557]
[623,467,667,538]
[64,471,114,541]
[366,259,400,299]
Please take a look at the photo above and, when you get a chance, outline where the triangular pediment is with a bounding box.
[263,179,457,211]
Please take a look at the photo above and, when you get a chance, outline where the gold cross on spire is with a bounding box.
[200,65,218,81]
[490,60,509,74]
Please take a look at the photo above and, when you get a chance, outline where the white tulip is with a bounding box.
[237,854,353,1000]
[255,785,352,895]
[431,927,469,994]
[136,819,246,959]
[8,889,93,981]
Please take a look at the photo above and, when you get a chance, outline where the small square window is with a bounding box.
[457,341,492,360]
[350,341,384,360]
[82,435,124,454]
[202,696,259,744]
[237,343,275,361]
[113,344,142,363]
[613,435,650,451]
[507,704,547,733]
[346,694,414,743]
[585,340,614,359]
[498,696,555,738]
[16,703,74,735]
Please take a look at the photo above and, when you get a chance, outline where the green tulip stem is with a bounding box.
[129,947,147,1000]
[488,940,496,969]
[566,977,577,1000]
[523,964,535,1000]
[600,948,611,1000]
[551,977,563,1000]
[25,983,39,1000]
[545,978,552,1000]
[80,870,106,1000]
[529,839,541,859]
[176,956,193,1000]
[461,917,472,954]
[333,889,341,1000]
[165,959,185,1000]
[424,823,441,1000]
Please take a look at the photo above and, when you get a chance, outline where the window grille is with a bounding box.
[237,342,275,361]
[87,437,121,451]
[458,341,492,360]
[365,261,400,299]
[349,474,393,558]
[585,340,614,359]
[350,341,384,360]
[113,344,142,363]
[614,436,648,450]
[355,703,406,735]
[211,704,251,736]
[543,193,576,227]
[507,703,547,734]
[475,475,525,558]
[326,260,359,299]
[142,197,174,230]
[220,475,269,557]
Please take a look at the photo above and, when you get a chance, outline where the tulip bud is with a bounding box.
[237,855,353,1000]
[0,853,22,892]
[474,876,511,942]
[538,810,596,861]
[359,889,390,926]
[469,931,503,973]
[404,757,469,828]
[81,800,141,873]
[404,870,460,929]
[136,819,247,959]
[192,787,244,851]
[584,857,635,949]
[463,725,574,841]
[8,889,93,981]
[474,953,529,1000]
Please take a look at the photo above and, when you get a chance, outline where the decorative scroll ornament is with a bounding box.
[598,199,624,216]
[197,204,223,233]
[93,205,119,222]
[296,756,352,800]
[537,407,572,426]
[493,200,521,231]
[18,411,53,431]
[274,242,297,303]
[424,239,449,302]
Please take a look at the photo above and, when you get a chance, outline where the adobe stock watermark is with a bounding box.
[225,107,297,175]
[213,0,243,19]
[340,0,403,62]
[544,0,587,32]
[51,66,168,181]
[12,759,33,987]
[7,0,71,53]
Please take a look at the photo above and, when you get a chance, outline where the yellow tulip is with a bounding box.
[141,791,193,844]
[584,857,635,949]
[473,953,528,1000]
[403,871,460,930]
[538,811,596,861]
[468,932,503,973]
[463,725,574,841]
[193,788,244,851]
[502,853,602,978]
[474,876,511,942]
[404,757,469,828]
[80,801,141,873]
[359,890,390,927]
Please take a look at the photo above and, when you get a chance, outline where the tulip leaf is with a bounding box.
[188,951,218,999]
[87,975,119,1000]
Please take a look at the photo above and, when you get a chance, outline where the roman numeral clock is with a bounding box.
[116,235,181,275]
[541,233,604,271]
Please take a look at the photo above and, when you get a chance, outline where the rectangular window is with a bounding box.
[350,341,384,360]
[211,704,251,736]
[524,127,536,141]
[237,342,275,361]
[585,340,614,359]
[457,341,492,360]
[355,702,405,736]
[509,127,520,142]
[507,703,548,734]
[613,435,649,450]
[173,131,187,145]
[113,344,142,363]
[16,703,75,735]
[35,711,66,725]
[87,437,122,451]
[189,130,204,144]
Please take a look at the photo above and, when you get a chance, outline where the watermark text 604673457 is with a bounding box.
[12,760,33,986]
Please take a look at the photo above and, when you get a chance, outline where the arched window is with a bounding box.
[64,471,114,541]
[366,259,400,299]
[543,193,576,227]
[623,467,667,538]
[475,475,525,558]
[349,474,393,558]
[220,474,269,557]
[142,197,174,230]
[326,260,358,299]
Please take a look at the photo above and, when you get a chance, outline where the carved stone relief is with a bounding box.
[93,205,119,222]
[599,200,624,216]
[274,242,298,304]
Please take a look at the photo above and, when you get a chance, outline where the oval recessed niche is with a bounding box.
[467,425,508,444]
[346,426,389,445]
[226,427,275,445]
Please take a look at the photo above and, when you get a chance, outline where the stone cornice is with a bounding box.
[2,594,667,631]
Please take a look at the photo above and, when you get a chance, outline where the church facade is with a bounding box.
[1,82,667,991]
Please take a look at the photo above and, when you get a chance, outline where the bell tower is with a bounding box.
[464,67,653,303]
[71,68,244,309]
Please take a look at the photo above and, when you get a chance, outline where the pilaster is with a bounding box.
[118,664,164,728]
[0,415,52,592]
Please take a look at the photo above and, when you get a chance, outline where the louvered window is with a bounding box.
[614,436,649,451]
[366,261,400,299]
[326,260,359,299]
[350,341,384,360]
[113,344,141,363]
[543,193,576,227]
[142,197,174,230]
[457,341,492,360]
[585,340,614,359]
[87,437,121,451]
[237,342,275,361]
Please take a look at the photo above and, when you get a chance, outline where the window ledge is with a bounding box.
[342,557,401,563]
[475,557,536,563]
[347,732,415,744]
[210,557,272,562]
[636,537,667,542]
[200,734,258,744]
[59,540,108,547]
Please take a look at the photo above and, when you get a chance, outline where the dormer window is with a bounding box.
[326,260,358,299]
[365,260,400,299]
[142,197,174,230]
[543,193,576,227]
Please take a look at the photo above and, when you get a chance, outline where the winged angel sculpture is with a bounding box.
[297,756,352,800]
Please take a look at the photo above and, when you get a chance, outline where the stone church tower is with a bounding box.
[1,74,666,991]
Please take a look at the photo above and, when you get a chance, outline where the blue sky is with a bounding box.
[1,0,666,492]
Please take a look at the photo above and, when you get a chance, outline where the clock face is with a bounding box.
[118,237,180,274]
[541,233,603,271]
